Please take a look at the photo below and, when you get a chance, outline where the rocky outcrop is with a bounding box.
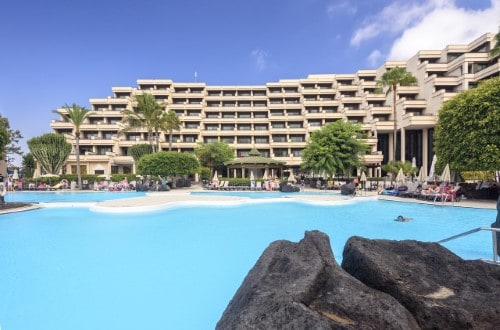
[340,183,355,195]
[342,236,500,329]
[279,182,300,192]
[216,231,419,329]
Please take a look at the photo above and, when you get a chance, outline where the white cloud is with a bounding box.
[388,0,500,60]
[251,49,268,71]
[351,0,500,61]
[367,50,383,67]
[327,1,357,18]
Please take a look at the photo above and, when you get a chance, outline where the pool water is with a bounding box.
[3,191,146,203]
[191,190,341,198]
[0,199,495,330]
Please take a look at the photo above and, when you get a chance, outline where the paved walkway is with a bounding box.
[1,185,497,215]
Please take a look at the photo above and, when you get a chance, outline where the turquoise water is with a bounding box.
[191,190,341,198]
[3,191,146,203]
[0,198,495,330]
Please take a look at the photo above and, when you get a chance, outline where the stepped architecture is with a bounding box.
[51,33,499,177]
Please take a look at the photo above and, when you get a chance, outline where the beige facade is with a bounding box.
[51,33,499,177]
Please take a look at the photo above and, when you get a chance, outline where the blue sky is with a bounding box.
[1,0,499,165]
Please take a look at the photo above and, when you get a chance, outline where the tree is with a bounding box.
[194,141,234,176]
[54,103,91,189]
[378,67,418,162]
[434,77,500,172]
[27,133,71,175]
[490,29,500,57]
[300,121,369,177]
[121,93,164,151]
[137,151,200,177]
[381,160,417,177]
[0,114,23,165]
[161,109,181,151]
[128,143,154,162]
[22,153,36,178]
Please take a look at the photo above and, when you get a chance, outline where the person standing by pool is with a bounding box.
[0,183,6,204]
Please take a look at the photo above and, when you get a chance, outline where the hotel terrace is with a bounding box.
[51,33,499,178]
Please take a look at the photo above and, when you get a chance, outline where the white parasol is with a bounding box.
[12,169,19,180]
[441,163,451,183]
[212,170,219,183]
[395,168,405,182]
[428,155,437,181]
[288,171,296,183]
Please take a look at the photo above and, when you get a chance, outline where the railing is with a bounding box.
[437,227,500,264]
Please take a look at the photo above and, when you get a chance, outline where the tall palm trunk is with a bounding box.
[392,84,398,162]
[75,131,82,189]
[168,129,173,151]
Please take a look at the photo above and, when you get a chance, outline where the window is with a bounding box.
[206,113,219,118]
[204,137,218,143]
[272,135,286,142]
[103,132,117,140]
[255,137,269,144]
[238,112,251,118]
[237,150,250,157]
[97,146,112,155]
[291,149,303,157]
[290,135,304,142]
[254,124,268,131]
[71,165,87,175]
[238,125,251,131]
[288,122,303,128]
[237,137,251,144]
[184,135,197,143]
[221,137,234,144]
[253,112,267,118]
[222,112,235,118]
[185,122,199,129]
[272,122,286,129]
[273,148,288,157]
[221,125,234,131]
[270,110,284,116]
[205,124,218,131]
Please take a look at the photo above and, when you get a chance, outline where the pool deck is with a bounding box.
[0,185,497,214]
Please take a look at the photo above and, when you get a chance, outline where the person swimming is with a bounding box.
[394,215,412,222]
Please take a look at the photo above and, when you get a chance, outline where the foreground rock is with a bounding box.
[340,183,355,195]
[217,231,419,329]
[0,202,33,211]
[342,236,500,329]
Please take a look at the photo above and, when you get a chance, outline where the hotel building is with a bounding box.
[51,33,499,178]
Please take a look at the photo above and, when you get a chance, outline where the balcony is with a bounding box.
[361,152,384,165]
[400,113,436,129]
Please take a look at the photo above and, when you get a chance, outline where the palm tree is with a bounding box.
[161,110,181,151]
[378,67,418,162]
[56,104,90,189]
[489,29,500,57]
[121,93,164,151]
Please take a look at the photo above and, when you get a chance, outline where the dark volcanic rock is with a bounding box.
[340,183,355,195]
[279,182,300,192]
[342,236,500,329]
[217,231,419,330]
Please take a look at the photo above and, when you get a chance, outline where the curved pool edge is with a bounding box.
[89,192,367,214]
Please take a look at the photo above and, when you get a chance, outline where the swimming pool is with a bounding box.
[191,190,342,198]
[3,191,146,203]
[0,198,495,329]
